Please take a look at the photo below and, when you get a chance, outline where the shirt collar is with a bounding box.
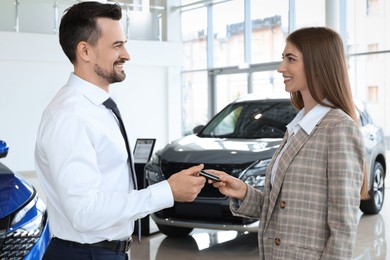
[67,73,110,105]
[287,102,331,136]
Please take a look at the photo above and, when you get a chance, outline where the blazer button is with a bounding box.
[274,238,281,246]
[280,200,286,209]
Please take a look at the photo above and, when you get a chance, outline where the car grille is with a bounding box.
[0,236,39,259]
[0,213,47,260]
[161,161,252,198]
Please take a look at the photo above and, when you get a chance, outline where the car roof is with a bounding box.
[234,95,366,108]
[232,94,291,103]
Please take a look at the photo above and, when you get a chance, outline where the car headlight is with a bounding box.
[145,153,165,183]
[11,195,39,226]
[145,168,165,183]
[149,153,161,166]
[239,159,271,190]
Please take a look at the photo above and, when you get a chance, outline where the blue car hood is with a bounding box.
[0,162,34,219]
[158,134,283,164]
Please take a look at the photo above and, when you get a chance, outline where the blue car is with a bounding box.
[0,140,51,259]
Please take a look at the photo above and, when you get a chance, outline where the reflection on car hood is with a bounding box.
[0,162,34,219]
[158,134,283,164]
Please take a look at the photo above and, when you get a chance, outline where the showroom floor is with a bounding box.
[129,203,389,260]
[24,152,390,260]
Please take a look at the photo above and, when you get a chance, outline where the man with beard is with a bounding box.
[34,2,206,259]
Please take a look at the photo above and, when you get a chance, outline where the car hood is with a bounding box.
[158,134,283,164]
[0,162,34,219]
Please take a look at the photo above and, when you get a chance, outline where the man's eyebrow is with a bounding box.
[113,40,127,45]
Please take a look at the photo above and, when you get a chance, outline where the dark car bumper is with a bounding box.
[151,212,259,232]
[150,194,259,232]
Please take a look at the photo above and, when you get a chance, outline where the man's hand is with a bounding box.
[167,164,206,202]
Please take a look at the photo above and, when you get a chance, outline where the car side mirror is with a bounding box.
[193,125,204,134]
[0,140,9,158]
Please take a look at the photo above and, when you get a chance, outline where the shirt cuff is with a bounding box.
[148,180,174,209]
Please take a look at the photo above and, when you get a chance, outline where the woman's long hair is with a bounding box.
[287,27,369,199]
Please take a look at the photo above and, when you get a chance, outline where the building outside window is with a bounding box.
[180,0,390,147]
[347,0,390,146]
[181,0,290,135]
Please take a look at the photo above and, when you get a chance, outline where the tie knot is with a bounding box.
[103,97,122,121]
[103,97,117,110]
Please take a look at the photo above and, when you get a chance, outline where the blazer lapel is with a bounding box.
[264,129,310,229]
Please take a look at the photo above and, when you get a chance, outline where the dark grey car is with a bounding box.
[145,95,386,237]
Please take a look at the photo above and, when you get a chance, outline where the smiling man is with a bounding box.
[34,2,205,259]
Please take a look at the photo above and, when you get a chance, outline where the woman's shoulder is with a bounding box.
[323,108,354,123]
[320,108,359,132]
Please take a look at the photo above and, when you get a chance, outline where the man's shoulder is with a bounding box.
[45,85,81,111]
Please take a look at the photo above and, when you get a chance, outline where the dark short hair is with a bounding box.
[59,1,122,63]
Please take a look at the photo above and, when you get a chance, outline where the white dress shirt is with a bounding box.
[35,73,173,243]
[270,103,331,185]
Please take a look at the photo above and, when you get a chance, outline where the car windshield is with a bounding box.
[199,100,297,139]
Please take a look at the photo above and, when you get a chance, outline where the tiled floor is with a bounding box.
[23,152,390,260]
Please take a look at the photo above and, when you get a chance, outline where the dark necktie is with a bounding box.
[103,97,141,241]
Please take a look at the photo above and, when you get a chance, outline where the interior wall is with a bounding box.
[0,31,183,171]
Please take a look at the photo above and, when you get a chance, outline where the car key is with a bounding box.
[199,170,221,182]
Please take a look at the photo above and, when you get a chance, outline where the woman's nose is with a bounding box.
[276,61,285,73]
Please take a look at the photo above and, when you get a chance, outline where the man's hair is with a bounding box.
[59,1,122,63]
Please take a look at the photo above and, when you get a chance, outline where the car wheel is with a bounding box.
[360,162,385,214]
[157,224,193,237]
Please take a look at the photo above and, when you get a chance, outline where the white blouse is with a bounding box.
[270,103,331,186]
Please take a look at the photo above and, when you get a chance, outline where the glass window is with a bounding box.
[0,0,164,39]
[252,70,288,99]
[215,73,247,112]
[367,0,379,15]
[213,0,245,67]
[294,0,325,28]
[182,7,208,70]
[182,71,209,135]
[347,0,390,52]
[207,106,243,137]
[348,53,389,130]
[250,0,289,64]
[347,0,390,138]
[200,100,297,139]
[367,86,379,103]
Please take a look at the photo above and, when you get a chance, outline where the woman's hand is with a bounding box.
[205,169,247,201]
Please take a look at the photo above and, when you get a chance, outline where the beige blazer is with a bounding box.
[231,108,365,260]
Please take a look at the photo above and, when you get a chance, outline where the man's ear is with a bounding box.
[77,41,91,62]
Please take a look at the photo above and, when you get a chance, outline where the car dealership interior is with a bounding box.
[0,0,389,259]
